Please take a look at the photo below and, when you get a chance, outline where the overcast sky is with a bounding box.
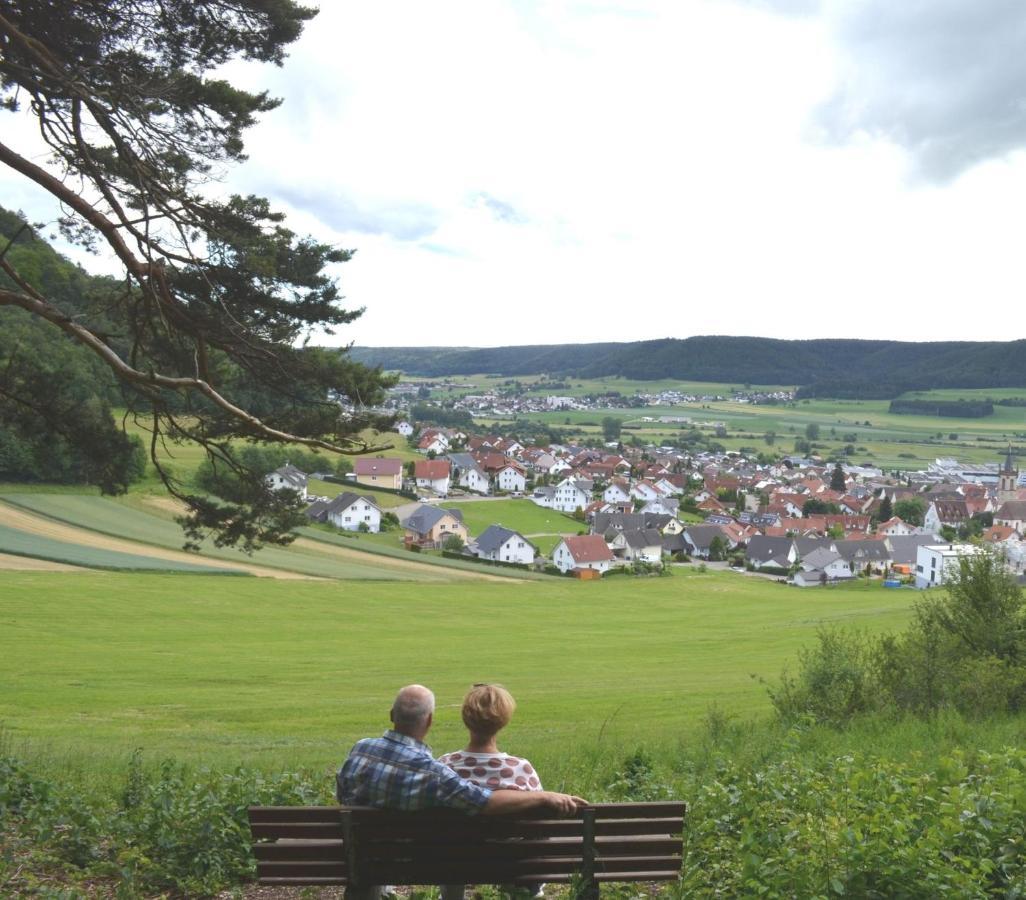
[7,0,1026,348]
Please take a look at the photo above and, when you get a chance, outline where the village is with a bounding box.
[266,417,1026,589]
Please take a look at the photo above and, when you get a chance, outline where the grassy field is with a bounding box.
[440,498,580,537]
[0,569,916,782]
[0,523,246,575]
[0,495,510,582]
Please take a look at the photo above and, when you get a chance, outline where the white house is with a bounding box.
[603,480,632,505]
[610,528,663,564]
[322,492,382,533]
[630,480,663,503]
[396,421,414,437]
[417,429,451,455]
[473,525,537,565]
[915,543,981,589]
[414,459,451,496]
[448,452,490,495]
[641,497,679,518]
[552,477,592,513]
[496,464,527,493]
[265,463,308,500]
[877,516,914,537]
[746,535,798,570]
[793,547,852,586]
[551,534,615,574]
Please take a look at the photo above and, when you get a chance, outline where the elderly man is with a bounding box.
[337,684,587,898]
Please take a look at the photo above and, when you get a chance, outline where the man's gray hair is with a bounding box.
[391,684,435,732]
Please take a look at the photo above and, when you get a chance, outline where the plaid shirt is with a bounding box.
[337,730,492,812]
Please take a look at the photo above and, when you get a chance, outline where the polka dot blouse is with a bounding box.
[438,750,543,791]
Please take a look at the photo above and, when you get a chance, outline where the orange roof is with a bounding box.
[562,534,615,563]
[414,459,450,479]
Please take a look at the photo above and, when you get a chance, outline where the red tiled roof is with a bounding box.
[562,534,615,563]
[414,460,450,479]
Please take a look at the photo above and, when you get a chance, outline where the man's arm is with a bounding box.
[482,789,588,817]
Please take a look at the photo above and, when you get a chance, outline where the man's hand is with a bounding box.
[483,788,588,816]
[540,791,589,816]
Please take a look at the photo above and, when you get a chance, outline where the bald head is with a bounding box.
[390,684,435,739]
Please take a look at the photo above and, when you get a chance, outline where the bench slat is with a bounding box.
[251,823,345,840]
[248,806,342,823]
[354,836,681,862]
[351,815,682,843]
[356,856,683,884]
[257,862,347,879]
[254,841,346,862]
[589,802,686,819]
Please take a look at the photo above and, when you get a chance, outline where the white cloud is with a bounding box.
[3,0,1026,347]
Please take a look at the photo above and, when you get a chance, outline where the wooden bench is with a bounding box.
[248,801,686,897]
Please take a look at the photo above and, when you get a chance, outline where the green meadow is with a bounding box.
[0,570,915,784]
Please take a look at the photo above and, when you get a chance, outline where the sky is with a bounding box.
[5,0,1026,348]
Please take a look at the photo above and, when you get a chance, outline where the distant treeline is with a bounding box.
[351,337,1026,397]
[889,399,995,418]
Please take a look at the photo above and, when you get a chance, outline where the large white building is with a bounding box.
[915,543,981,589]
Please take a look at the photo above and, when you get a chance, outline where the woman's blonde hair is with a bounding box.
[462,683,516,735]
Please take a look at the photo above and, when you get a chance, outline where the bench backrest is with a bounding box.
[249,801,685,889]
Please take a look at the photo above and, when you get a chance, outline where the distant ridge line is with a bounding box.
[349,337,1026,398]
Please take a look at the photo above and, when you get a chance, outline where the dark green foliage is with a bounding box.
[894,497,926,527]
[878,494,894,522]
[803,498,841,516]
[442,533,465,552]
[708,535,728,561]
[0,749,327,897]
[351,337,1026,393]
[601,416,623,442]
[830,462,846,491]
[681,749,1026,898]
[409,403,474,430]
[0,309,146,491]
[890,399,995,418]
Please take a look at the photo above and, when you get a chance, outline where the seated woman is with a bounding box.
[439,683,544,899]
[439,683,542,792]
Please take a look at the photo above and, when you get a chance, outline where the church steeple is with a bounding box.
[998,445,1019,503]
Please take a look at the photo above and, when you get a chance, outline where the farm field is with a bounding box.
[413,373,793,399]
[0,495,513,583]
[0,522,246,575]
[0,569,916,782]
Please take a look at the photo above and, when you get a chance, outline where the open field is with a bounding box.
[0,495,511,582]
[407,373,793,399]
[441,497,580,536]
[0,569,916,781]
[0,522,247,575]
[306,477,410,508]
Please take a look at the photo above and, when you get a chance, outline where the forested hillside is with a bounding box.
[0,207,147,488]
[351,337,1026,396]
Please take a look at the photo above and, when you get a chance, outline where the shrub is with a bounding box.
[769,628,881,726]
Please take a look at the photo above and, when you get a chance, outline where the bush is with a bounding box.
[769,628,881,726]
[0,749,327,897]
[681,749,1026,898]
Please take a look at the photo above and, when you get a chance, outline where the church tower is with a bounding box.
[998,445,1019,504]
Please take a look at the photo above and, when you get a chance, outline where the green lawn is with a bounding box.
[0,570,915,780]
[440,498,579,538]
[306,477,409,509]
